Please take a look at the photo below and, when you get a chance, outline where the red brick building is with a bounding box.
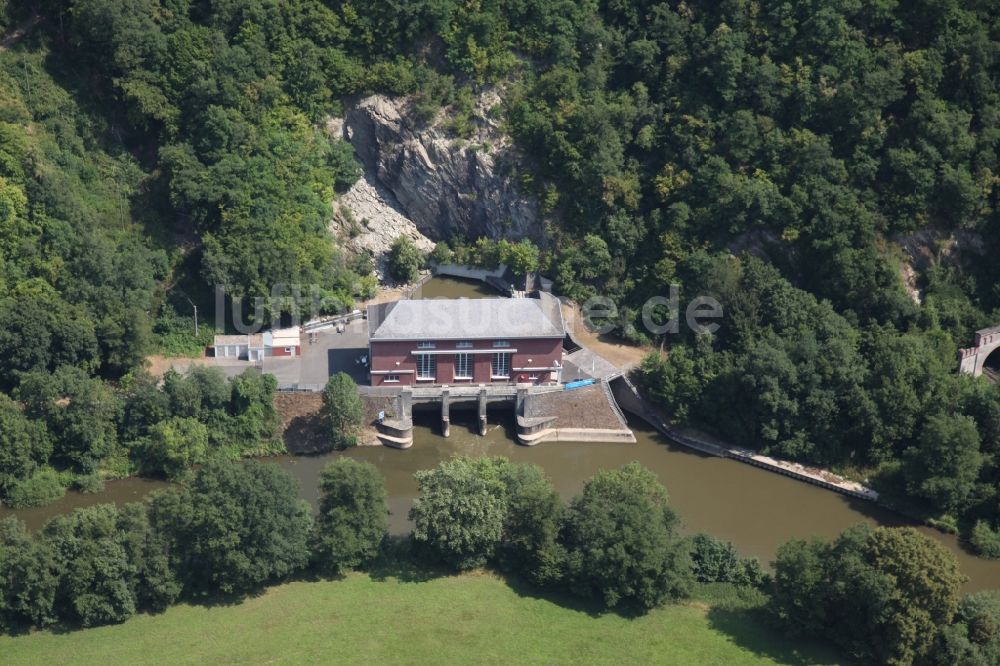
[367,297,566,387]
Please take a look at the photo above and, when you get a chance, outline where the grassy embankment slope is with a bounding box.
[0,573,842,665]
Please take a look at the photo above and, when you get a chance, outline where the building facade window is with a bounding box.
[493,340,511,348]
[491,352,511,378]
[454,353,472,379]
[417,341,436,349]
[417,354,436,380]
[384,374,400,383]
[456,341,473,349]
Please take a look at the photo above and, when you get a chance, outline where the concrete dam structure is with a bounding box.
[363,382,635,448]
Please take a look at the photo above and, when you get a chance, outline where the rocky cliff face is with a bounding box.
[331,90,540,260]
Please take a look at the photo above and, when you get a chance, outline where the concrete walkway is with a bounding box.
[610,375,879,501]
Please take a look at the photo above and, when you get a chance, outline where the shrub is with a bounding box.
[689,533,768,588]
[387,236,424,284]
[970,521,1000,560]
[146,416,209,479]
[428,241,454,265]
[73,472,105,494]
[5,468,65,508]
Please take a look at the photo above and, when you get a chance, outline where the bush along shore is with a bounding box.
[3,455,997,665]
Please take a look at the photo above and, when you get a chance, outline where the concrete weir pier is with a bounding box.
[375,389,414,449]
[478,389,488,436]
[362,382,635,446]
[441,389,450,438]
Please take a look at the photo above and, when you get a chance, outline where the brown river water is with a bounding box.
[3,276,1000,592]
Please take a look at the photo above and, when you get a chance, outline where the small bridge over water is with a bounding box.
[959,325,1000,378]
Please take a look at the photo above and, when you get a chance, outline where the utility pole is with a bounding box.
[184,296,199,337]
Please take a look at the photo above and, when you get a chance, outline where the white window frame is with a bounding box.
[417,341,436,349]
[456,341,473,349]
[491,352,511,378]
[454,353,472,379]
[493,340,511,348]
[384,374,400,383]
[416,353,436,380]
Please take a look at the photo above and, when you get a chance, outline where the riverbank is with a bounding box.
[7,274,993,591]
[4,409,1000,591]
[0,574,842,664]
[611,375,880,502]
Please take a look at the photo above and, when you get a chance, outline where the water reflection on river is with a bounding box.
[276,408,1000,593]
[14,409,995,591]
[3,274,1000,593]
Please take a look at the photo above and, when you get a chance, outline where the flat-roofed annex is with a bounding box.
[368,297,565,341]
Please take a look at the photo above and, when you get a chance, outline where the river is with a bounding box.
[2,275,999,592]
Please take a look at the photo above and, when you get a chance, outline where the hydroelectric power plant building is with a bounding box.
[366,296,566,387]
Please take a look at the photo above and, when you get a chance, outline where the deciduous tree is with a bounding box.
[559,462,692,609]
[312,459,388,574]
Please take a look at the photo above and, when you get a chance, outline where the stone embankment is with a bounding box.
[610,375,879,501]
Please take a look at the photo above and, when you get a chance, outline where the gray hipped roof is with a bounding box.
[368,297,565,341]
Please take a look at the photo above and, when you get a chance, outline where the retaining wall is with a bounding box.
[432,263,508,282]
[608,375,879,501]
[518,428,636,445]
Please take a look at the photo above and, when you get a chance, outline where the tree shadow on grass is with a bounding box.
[705,604,847,665]
[181,583,274,610]
[365,535,453,584]
[497,571,648,620]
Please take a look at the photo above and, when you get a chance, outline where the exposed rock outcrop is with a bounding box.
[331,172,435,276]
[330,90,540,260]
[893,228,985,304]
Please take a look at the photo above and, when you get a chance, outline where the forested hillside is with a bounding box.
[3,0,1000,550]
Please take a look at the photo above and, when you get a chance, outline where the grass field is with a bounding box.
[0,573,842,665]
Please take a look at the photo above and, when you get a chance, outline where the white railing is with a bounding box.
[601,379,629,429]
[302,310,365,332]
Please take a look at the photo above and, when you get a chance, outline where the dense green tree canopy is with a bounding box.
[410,457,509,570]
[144,416,209,480]
[936,591,1000,666]
[321,372,364,449]
[41,503,178,627]
[559,462,692,609]
[0,517,58,633]
[312,458,388,575]
[905,413,983,515]
[772,525,965,665]
[149,460,312,596]
[0,395,51,502]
